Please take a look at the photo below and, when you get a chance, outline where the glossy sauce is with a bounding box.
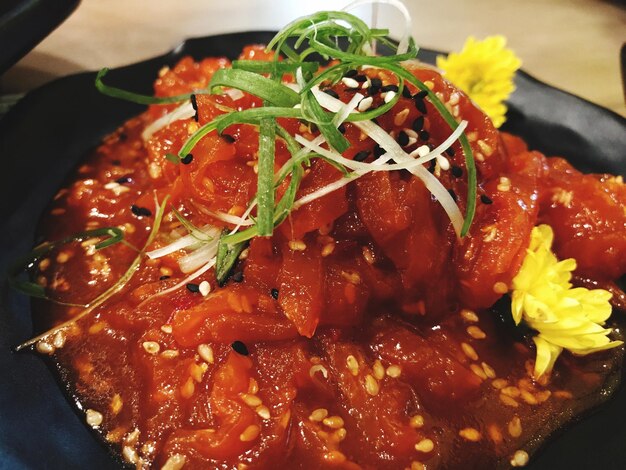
[33,46,625,469]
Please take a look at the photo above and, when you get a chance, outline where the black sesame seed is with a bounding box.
[445,146,455,157]
[370,78,382,88]
[451,166,463,178]
[338,123,346,134]
[354,150,370,162]
[448,189,458,201]
[414,97,427,114]
[118,132,128,142]
[115,176,131,184]
[186,283,200,293]
[402,86,412,98]
[181,154,194,165]
[412,116,425,132]
[344,69,358,78]
[232,271,244,283]
[221,134,236,143]
[231,340,249,356]
[481,194,493,205]
[323,89,340,99]
[419,130,430,141]
[373,144,385,157]
[415,90,429,99]
[397,130,410,147]
[428,159,436,173]
[368,85,381,95]
[159,275,170,281]
[190,94,199,122]
[354,74,368,83]
[381,84,399,93]
[271,288,279,299]
[368,78,382,95]
[131,205,152,217]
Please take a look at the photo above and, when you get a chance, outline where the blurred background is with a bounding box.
[1,0,625,116]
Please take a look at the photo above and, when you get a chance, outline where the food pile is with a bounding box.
[12,5,625,470]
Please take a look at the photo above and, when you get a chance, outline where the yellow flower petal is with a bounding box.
[510,225,621,378]
[436,35,521,127]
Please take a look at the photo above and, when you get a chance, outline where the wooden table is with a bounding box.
[1,0,625,117]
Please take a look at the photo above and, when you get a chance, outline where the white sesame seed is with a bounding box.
[122,446,139,464]
[309,408,329,422]
[142,341,160,355]
[510,450,529,467]
[357,96,374,112]
[364,374,380,396]
[52,331,66,349]
[256,405,271,420]
[197,344,214,364]
[394,108,410,126]
[85,409,103,427]
[309,364,329,379]
[161,454,186,470]
[436,155,450,171]
[404,128,418,139]
[384,91,396,103]
[160,324,173,334]
[36,340,55,355]
[415,438,434,453]
[199,281,211,296]
[239,424,260,442]
[342,77,360,88]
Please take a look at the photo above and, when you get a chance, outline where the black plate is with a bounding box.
[0,32,625,469]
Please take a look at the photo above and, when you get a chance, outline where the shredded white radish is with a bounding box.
[178,241,220,273]
[343,0,413,55]
[312,87,465,236]
[146,225,219,259]
[199,208,255,227]
[223,88,245,101]
[142,101,195,141]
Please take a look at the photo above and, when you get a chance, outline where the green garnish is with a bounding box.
[8,227,124,303]
[93,7,477,284]
[14,196,169,351]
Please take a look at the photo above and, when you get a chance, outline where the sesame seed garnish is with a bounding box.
[110,394,123,415]
[554,390,573,399]
[467,326,487,339]
[412,116,424,132]
[240,393,263,407]
[381,84,399,93]
[499,393,520,408]
[394,108,410,126]
[269,288,279,300]
[358,96,374,112]
[232,271,244,283]
[256,405,271,420]
[461,342,479,361]
[369,77,382,93]
[231,341,249,356]
[323,89,340,99]
[383,91,397,103]
[436,155,450,171]
[186,283,200,293]
[501,386,521,398]
[493,282,508,294]
[510,450,529,467]
[508,416,522,437]
[364,374,380,396]
[323,451,347,464]
[342,77,360,89]
[199,280,211,296]
[419,130,430,141]
[181,154,194,164]
[122,446,139,464]
[197,344,215,364]
[397,130,410,147]
[221,133,236,143]
[460,308,479,322]
[451,165,463,178]
[410,461,426,470]
[161,349,180,359]
[131,205,152,217]
[477,139,494,157]
[338,123,346,134]
[309,364,329,379]
[323,415,345,429]
[481,362,496,379]
[239,424,260,442]
[492,378,508,389]
[415,438,434,453]
[470,363,487,380]
[288,239,307,251]
[414,97,427,114]
[409,414,424,428]
[497,176,511,192]
[115,176,131,184]
[309,408,329,422]
[159,324,171,334]
[520,389,538,405]
[86,409,103,427]
[180,377,195,398]
[344,69,358,77]
[354,74,367,83]
[346,355,359,376]
[142,341,160,355]
[447,189,458,202]
[321,242,335,257]
[354,150,370,162]
[445,146,455,157]
[386,365,402,378]
[161,454,187,470]
[372,360,385,380]
[373,144,385,157]
[402,85,412,98]
[480,194,493,205]
[459,427,482,442]
[487,424,503,444]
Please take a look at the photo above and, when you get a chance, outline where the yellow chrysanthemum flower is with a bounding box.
[511,225,622,378]
[436,36,521,128]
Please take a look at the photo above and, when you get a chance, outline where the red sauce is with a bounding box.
[33,45,625,469]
